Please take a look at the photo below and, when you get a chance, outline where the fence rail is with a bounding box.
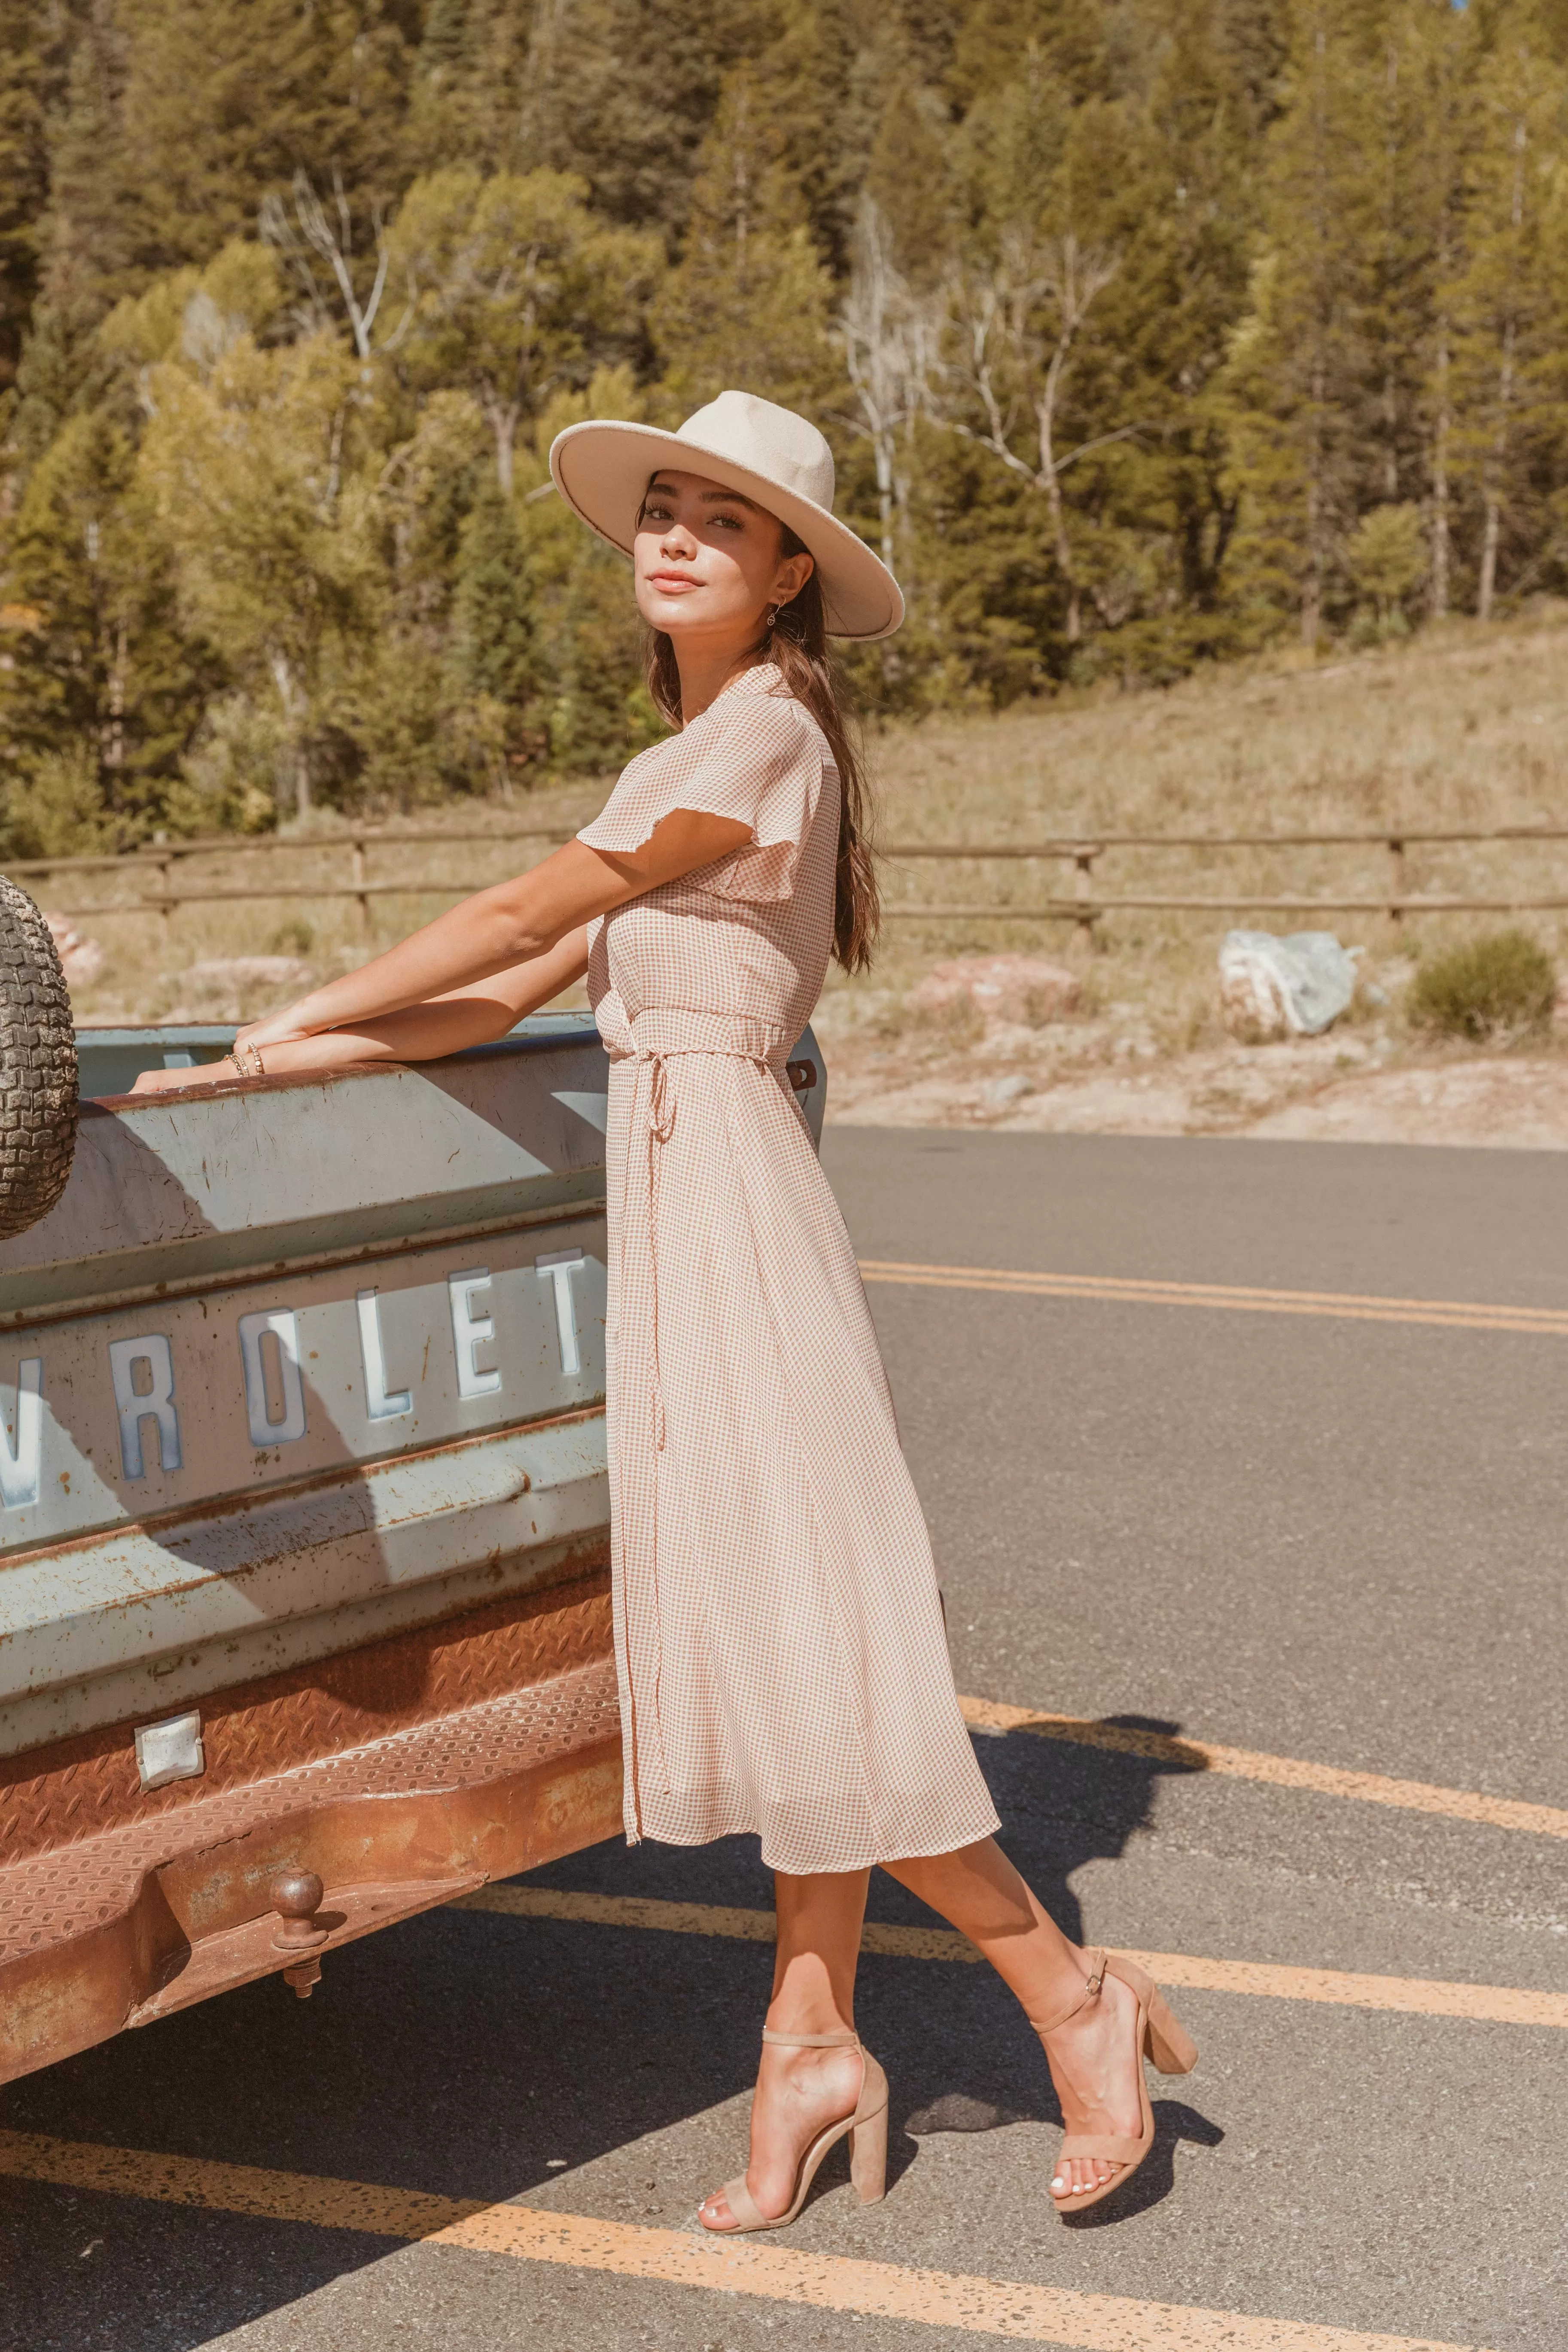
[12,823,1568,937]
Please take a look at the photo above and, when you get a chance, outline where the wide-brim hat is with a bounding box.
[548,389,904,641]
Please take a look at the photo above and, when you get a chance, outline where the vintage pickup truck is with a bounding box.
[0,886,822,2081]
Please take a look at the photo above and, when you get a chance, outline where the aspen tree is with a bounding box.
[137,331,381,821]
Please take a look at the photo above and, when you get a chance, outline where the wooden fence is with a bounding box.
[11,822,1568,940]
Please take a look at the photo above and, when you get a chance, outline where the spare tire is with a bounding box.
[0,875,79,1238]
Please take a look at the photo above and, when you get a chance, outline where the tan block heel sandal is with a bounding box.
[1041,1949,1198,2214]
[702,2026,890,2233]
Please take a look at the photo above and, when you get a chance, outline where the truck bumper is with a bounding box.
[0,1567,620,2084]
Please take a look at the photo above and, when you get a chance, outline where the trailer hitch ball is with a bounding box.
[271,1868,328,1998]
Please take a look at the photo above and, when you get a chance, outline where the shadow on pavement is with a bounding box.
[0,1714,1221,2346]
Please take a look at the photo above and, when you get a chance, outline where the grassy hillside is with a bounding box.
[832,603,1568,1044]
[39,604,1568,1048]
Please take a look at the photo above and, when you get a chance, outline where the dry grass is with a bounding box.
[813,602,1568,1085]
[41,603,1568,1060]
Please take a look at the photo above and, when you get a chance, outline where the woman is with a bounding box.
[139,390,1195,2228]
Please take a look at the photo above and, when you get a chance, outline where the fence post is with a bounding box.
[155,856,174,955]
[352,837,371,940]
[1386,836,1406,929]
[1072,846,1102,947]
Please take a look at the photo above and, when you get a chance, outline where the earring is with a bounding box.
[765,605,779,629]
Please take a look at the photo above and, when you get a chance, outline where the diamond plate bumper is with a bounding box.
[0,1576,621,2084]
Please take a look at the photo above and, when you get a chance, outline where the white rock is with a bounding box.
[1218,931,1359,1043]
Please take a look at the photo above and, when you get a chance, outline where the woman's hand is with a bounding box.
[129,1061,228,1095]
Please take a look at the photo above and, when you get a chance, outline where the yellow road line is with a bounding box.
[452,1890,1568,2030]
[0,2129,1496,2352]
[858,1259,1568,1340]
[956,1698,1568,1842]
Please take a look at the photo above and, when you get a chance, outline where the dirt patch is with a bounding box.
[1245,1056,1568,1148]
[819,1006,1568,1149]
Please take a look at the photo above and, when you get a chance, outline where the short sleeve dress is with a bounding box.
[579,663,999,1875]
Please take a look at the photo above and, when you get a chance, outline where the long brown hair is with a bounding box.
[642,520,880,974]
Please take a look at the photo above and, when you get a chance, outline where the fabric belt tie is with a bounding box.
[611,1010,788,1452]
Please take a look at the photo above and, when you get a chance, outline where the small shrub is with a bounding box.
[1407,928,1556,1042]
[1346,502,1427,627]
[268,919,315,957]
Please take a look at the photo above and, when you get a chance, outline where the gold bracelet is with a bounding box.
[230,1041,266,1079]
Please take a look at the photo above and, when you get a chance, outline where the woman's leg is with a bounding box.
[699,1867,871,2230]
[882,1838,1145,2203]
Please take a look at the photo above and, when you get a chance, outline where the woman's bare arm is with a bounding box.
[129,930,592,1094]
[228,812,749,1056]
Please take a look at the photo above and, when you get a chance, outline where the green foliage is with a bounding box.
[0,740,114,858]
[1407,926,1558,1040]
[658,64,841,415]
[448,481,545,785]
[3,0,1568,841]
[1346,503,1427,623]
[391,166,661,493]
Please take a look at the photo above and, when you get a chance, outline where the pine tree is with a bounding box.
[518,0,781,244]
[863,79,955,288]
[406,0,532,177]
[657,64,842,416]
[1213,0,1295,126]
[1223,0,1378,642]
[0,0,61,395]
[43,0,419,320]
[1445,0,1567,616]
[0,402,219,843]
[1080,0,1259,660]
[946,0,1112,114]
[448,480,544,785]
[944,47,1148,651]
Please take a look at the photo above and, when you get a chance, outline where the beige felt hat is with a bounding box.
[548,389,904,641]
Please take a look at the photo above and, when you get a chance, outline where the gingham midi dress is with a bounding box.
[579,663,1001,1875]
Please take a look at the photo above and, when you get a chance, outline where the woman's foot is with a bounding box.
[1038,1965,1145,2204]
[699,2037,865,2231]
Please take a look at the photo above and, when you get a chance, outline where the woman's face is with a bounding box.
[633,470,814,644]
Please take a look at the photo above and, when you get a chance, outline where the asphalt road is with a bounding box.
[5,1132,1565,2352]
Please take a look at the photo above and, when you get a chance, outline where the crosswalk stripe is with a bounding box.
[451,1889,1568,2029]
[0,2128,1497,2352]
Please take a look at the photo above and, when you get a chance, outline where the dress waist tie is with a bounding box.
[612,1009,788,1454]
[598,1006,789,1828]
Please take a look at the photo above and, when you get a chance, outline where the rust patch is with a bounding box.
[0,1558,610,1864]
[0,1658,623,2083]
